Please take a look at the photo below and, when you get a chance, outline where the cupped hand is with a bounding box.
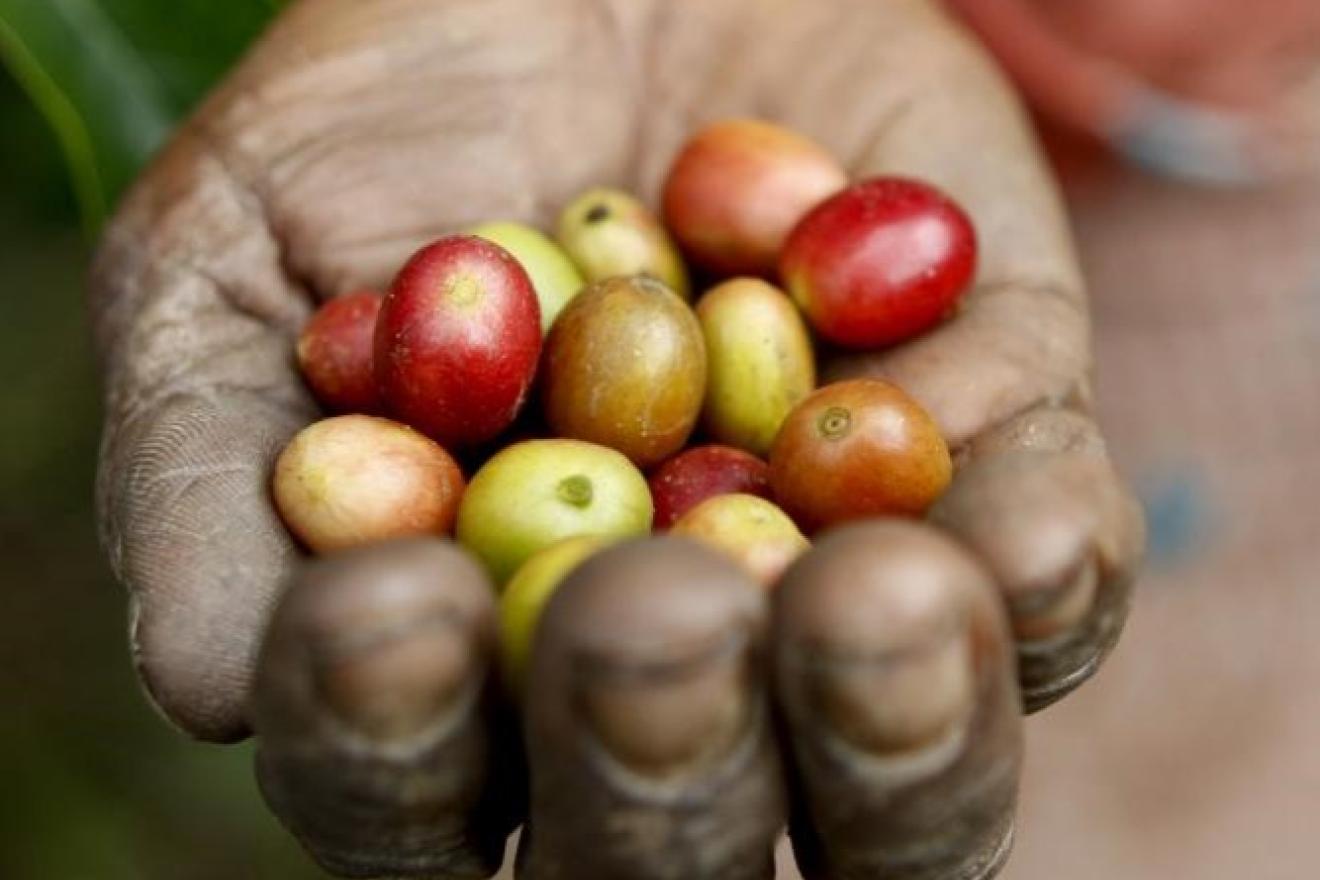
[90,1,1144,877]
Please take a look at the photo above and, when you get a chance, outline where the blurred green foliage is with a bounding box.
[0,3,325,876]
[0,0,280,230]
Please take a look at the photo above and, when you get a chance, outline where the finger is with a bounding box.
[252,538,517,878]
[931,405,1145,710]
[773,521,1022,880]
[91,129,315,742]
[519,538,785,880]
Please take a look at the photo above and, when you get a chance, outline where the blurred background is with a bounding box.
[1,1,1316,878]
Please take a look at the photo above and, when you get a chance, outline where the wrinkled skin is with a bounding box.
[89,1,1144,878]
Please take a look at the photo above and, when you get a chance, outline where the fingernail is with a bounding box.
[577,633,754,778]
[314,613,477,742]
[1009,558,1098,642]
[808,616,974,755]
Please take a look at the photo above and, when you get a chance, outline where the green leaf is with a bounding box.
[0,0,279,232]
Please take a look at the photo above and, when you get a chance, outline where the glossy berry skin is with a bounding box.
[769,379,951,532]
[697,277,815,456]
[272,415,465,554]
[780,177,977,349]
[648,444,772,530]
[375,235,541,448]
[542,276,705,468]
[556,188,691,300]
[456,439,653,584]
[296,290,383,413]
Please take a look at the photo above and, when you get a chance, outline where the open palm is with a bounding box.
[90,1,1143,877]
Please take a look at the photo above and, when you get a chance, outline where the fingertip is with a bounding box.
[932,441,1145,710]
[775,521,992,650]
[773,520,1021,880]
[527,537,766,781]
[519,537,784,880]
[253,538,511,879]
[260,539,495,744]
[533,536,764,665]
[129,590,258,743]
[775,521,1008,758]
[113,396,305,742]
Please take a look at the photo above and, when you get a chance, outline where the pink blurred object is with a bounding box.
[947,0,1320,184]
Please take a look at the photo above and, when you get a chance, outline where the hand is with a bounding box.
[90,1,1144,877]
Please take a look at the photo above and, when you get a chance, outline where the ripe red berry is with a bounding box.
[375,235,542,448]
[648,444,772,530]
[296,290,383,413]
[780,177,976,348]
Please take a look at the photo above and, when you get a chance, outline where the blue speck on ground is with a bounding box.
[1139,466,1213,568]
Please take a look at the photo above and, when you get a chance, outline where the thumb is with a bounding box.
[92,127,314,741]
